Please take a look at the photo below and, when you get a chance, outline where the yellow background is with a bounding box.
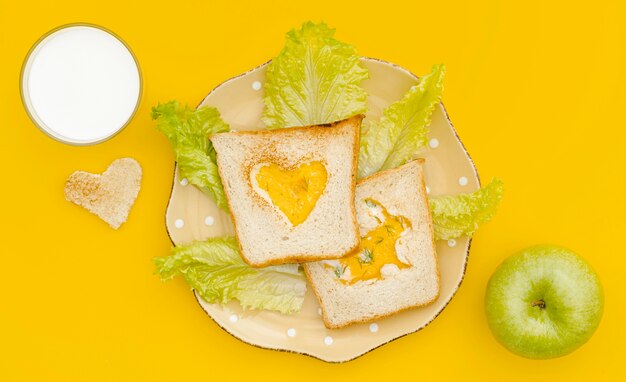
[1,0,623,380]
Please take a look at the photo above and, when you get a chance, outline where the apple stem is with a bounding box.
[531,299,546,310]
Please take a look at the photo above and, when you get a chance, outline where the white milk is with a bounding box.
[21,25,141,144]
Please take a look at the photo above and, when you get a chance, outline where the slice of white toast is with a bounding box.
[210,116,362,267]
[304,159,440,329]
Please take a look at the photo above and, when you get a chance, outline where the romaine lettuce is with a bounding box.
[262,21,369,128]
[430,178,504,240]
[154,237,307,314]
[358,64,445,179]
[152,101,229,210]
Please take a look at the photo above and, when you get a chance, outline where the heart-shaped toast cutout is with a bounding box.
[255,161,328,226]
[64,158,142,229]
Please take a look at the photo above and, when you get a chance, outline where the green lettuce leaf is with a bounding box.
[154,237,306,314]
[429,178,504,240]
[152,101,229,210]
[262,21,369,128]
[358,64,445,179]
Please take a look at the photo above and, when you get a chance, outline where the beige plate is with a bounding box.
[165,58,479,362]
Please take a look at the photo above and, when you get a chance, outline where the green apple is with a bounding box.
[485,245,603,359]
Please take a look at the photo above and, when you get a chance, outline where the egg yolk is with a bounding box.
[256,161,328,226]
[332,199,411,285]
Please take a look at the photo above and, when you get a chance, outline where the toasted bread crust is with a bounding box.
[305,159,441,328]
[356,157,425,185]
[212,115,363,268]
[210,114,364,141]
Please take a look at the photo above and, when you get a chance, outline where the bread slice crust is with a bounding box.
[211,115,363,268]
[304,159,440,329]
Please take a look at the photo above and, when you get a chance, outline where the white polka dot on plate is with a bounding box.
[369,323,379,333]
[204,216,215,226]
[429,138,439,149]
[426,186,431,194]
[448,239,457,247]
[251,81,262,90]
[229,314,238,323]
[324,336,333,345]
[174,219,184,229]
[287,328,296,337]
[179,178,189,186]
[459,176,468,186]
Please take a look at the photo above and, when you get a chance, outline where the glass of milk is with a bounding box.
[20,24,142,145]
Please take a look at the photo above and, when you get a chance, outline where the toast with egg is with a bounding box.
[210,116,363,267]
[304,159,440,328]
